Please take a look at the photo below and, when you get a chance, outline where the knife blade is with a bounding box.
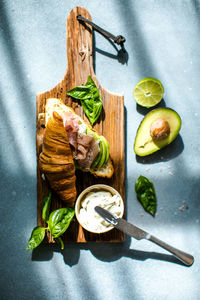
[95,206,194,266]
[95,206,148,240]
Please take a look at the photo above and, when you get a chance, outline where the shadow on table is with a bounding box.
[136,98,167,116]
[31,236,186,267]
[92,31,129,72]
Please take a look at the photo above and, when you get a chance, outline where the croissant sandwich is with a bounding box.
[44,98,114,178]
[39,111,77,207]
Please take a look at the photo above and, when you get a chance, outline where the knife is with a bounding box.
[95,206,194,266]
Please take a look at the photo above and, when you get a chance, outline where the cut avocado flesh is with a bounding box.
[94,136,110,168]
[86,128,109,168]
[97,136,107,168]
[86,127,102,168]
[134,108,181,156]
[91,139,103,169]
[101,136,110,163]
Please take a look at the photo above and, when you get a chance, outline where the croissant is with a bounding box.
[39,111,76,206]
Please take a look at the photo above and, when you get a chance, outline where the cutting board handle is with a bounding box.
[66,7,95,86]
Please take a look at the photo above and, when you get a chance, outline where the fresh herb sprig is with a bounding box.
[135,175,157,216]
[26,192,74,251]
[66,75,103,125]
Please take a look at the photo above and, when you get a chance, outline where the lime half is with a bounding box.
[134,77,164,108]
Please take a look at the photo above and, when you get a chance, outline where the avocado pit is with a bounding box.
[150,118,170,141]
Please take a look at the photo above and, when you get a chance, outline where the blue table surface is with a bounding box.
[0,1,200,299]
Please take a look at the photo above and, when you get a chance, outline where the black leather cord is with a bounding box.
[77,15,126,52]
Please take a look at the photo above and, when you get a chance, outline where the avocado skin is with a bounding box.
[105,139,110,163]
[134,108,182,156]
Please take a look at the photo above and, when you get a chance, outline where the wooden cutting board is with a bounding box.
[36,6,125,243]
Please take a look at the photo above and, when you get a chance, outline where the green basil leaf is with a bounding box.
[85,75,94,87]
[85,76,102,124]
[26,226,46,251]
[135,175,157,216]
[41,191,52,222]
[66,86,91,100]
[66,76,103,125]
[48,208,75,238]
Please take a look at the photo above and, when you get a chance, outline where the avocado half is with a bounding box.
[134,108,182,156]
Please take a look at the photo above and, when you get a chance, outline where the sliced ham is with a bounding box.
[68,132,77,154]
[62,112,79,137]
[61,111,100,168]
[77,138,100,169]
[76,144,88,160]
[62,112,79,130]
[90,139,100,161]
[77,133,94,147]
[62,112,79,156]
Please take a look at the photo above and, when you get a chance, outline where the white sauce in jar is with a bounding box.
[78,190,122,232]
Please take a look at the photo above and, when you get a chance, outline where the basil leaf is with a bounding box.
[66,86,91,100]
[48,208,75,238]
[85,75,94,86]
[135,175,157,216]
[85,76,103,125]
[41,191,52,222]
[55,237,64,250]
[66,76,103,125]
[26,226,46,251]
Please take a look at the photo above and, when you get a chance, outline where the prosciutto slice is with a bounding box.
[62,112,79,156]
[76,144,88,160]
[76,133,99,166]
[77,138,100,169]
[62,111,100,168]
[77,133,94,147]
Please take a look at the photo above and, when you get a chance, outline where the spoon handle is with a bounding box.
[147,234,194,266]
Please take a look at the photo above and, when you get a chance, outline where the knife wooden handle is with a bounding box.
[147,234,194,266]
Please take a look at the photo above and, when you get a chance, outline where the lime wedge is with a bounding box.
[134,77,164,108]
